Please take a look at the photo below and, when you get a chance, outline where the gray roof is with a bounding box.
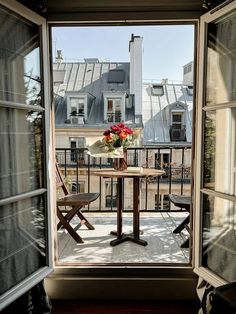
[53,62,193,144]
[53,61,130,126]
[142,83,193,144]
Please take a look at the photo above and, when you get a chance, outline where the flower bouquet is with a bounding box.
[88,123,137,168]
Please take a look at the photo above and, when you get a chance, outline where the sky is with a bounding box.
[52,25,194,83]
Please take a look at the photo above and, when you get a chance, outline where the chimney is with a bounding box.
[129,34,143,125]
[55,50,63,63]
[183,61,193,86]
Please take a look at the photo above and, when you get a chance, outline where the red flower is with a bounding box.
[116,123,125,129]
[111,125,120,133]
[103,129,111,136]
[123,126,133,134]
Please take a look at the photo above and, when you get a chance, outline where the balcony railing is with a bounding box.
[56,145,191,213]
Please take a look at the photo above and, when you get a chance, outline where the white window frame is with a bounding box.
[171,110,185,129]
[0,0,53,310]
[194,0,236,287]
[66,93,88,124]
[103,91,126,123]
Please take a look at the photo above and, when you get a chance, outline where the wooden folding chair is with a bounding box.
[56,163,99,243]
[168,194,191,248]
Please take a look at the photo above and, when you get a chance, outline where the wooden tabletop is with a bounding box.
[92,167,165,178]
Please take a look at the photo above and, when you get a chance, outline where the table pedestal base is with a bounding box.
[110,231,147,246]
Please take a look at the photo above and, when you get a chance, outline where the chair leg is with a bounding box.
[180,237,189,248]
[77,210,95,230]
[57,207,84,243]
[173,215,190,233]
[57,206,80,230]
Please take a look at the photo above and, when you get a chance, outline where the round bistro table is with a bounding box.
[92,168,165,246]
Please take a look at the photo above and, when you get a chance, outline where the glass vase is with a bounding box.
[113,150,127,171]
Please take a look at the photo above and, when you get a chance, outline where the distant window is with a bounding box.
[70,137,85,162]
[77,137,85,148]
[70,97,84,116]
[108,70,125,83]
[155,152,170,171]
[70,140,77,162]
[184,63,192,75]
[105,181,117,196]
[107,98,122,122]
[172,112,183,129]
[152,84,164,96]
[105,181,117,208]
[71,181,85,193]
[170,111,186,141]
[69,97,85,124]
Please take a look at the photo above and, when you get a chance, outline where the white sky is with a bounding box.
[52,25,194,82]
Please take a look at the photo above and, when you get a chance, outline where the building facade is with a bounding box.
[53,34,193,211]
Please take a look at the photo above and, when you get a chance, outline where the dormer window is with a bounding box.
[170,111,186,141]
[152,84,164,96]
[103,92,126,123]
[67,95,88,124]
[107,98,121,122]
[172,112,183,129]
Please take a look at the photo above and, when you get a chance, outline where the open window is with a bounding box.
[103,92,126,123]
[67,95,87,124]
[194,0,236,286]
[0,1,52,310]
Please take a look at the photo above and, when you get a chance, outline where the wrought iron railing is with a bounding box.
[56,145,192,212]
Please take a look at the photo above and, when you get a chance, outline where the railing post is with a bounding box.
[181,147,185,195]
[169,148,172,195]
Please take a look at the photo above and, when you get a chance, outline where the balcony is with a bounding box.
[55,145,191,265]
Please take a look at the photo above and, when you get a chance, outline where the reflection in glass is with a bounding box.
[206,10,236,106]
[0,107,43,199]
[0,4,47,299]
[0,5,41,105]
[202,194,236,282]
[24,48,41,106]
[203,108,236,196]
[0,196,46,295]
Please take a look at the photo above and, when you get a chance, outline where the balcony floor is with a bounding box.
[57,212,190,264]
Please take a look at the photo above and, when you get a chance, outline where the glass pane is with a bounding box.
[202,194,236,282]
[203,108,236,196]
[0,195,46,295]
[206,10,236,106]
[0,5,41,105]
[0,107,43,199]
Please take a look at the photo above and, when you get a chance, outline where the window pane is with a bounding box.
[0,107,43,199]
[0,6,40,105]
[202,194,236,282]
[0,195,46,295]
[203,108,236,196]
[206,10,236,106]
[0,4,48,302]
[172,114,182,123]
